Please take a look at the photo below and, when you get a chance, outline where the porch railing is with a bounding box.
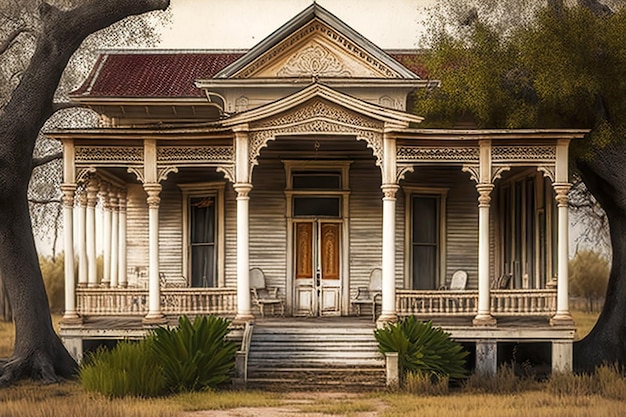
[76,288,237,317]
[396,289,557,317]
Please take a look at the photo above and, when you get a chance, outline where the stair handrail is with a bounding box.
[235,322,253,384]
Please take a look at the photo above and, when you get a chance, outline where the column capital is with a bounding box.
[234,182,253,197]
[60,183,77,208]
[381,183,399,199]
[553,182,572,207]
[144,183,162,208]
[476,183,494,207]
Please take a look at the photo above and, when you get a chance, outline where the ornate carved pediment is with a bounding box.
[235,21,399,79]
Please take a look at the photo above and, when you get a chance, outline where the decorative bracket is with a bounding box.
[461,164,480,183]
[216,165,235,183]
[537,165,556,182]
[127,166,145,184]
[157,166,179,183]
[396,163,414,182]
[492,165,511,183]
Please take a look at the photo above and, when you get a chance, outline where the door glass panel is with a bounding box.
[295,223,313,279]
[190,196,215,287]
[321,223,340,280]
[413,246,436,290]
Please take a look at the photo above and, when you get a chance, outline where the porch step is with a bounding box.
[245,321,386,390]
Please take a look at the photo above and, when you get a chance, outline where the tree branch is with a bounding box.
[31,151,62,168]
[0,26,36,56]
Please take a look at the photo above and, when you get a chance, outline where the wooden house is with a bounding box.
[51,4,586,378]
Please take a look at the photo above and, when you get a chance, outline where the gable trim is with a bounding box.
[215,4,419,79]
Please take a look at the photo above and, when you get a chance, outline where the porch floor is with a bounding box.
[60,314,574,343]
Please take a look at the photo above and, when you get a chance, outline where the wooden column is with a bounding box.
[551,139,574,326]
[117,190,128,288]
[61,183,79,323]
[142,139,166,325]
[233,126,254,323]
[76,190,88,288]
[86,180,99,288]
[378,131,398,326]
[473,140,496,326]
[100,182,111,287]
[109,189,119,288]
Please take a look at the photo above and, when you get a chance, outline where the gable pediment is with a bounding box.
[233,19,401,79]
[216,4,419,80]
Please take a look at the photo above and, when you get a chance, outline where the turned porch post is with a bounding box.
[109,189,119,288]
[117,190,128,288]
[60,140,80,323]
[76,190,88,287]
[551,139,573,326]
[234,126,254,322]
[473,140,496,326]
[86,179,99,288]
[100,182,112,287]
[378,131,398,325]
[142,139,166,324]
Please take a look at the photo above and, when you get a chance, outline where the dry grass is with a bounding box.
[572,308,599,340]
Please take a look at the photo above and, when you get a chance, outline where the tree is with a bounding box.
[416,0,626,371]
[569,250,609,312]
[0,0,169,386]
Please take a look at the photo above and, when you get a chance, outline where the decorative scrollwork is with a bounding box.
[157,146,233,163]
[236,21,397,78]
[127,167,145,184]
[157,166,179,183]
[397,146,479,162]
[491,146,556,162]
[461,164,480,183]
[216,165,235,183]
[76,166,97,184]
[396,163,414,182]
[537,165,556,182]
[277,44,352,77]
[492,165,511,182]
[76,146,143,163]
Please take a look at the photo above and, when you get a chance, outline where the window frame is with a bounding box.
[179,182,225,287]
[404,187,448,290]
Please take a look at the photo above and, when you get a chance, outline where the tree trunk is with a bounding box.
[574,142,626,372]
[0,274,12,322]
[0,0,169,386]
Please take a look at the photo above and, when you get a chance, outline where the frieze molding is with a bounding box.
[277,44,351,77]
[76,146,143,164]
[491,145,556,162]
[397,146,480,162]
[157,146,234,164]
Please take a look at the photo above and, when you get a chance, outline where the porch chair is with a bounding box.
[439,270,468,291]
[249,268,284,318]
[350,267,382,321]
[492,273,512,289]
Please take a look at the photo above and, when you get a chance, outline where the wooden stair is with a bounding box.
[245,320,386,390]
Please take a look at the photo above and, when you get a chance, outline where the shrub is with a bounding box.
[463,363,538,394]
[375,316,468,380]
[79,339,166,398]
[548,364,626,401]
[151,315,237,392]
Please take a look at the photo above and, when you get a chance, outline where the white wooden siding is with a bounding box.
[159,186,183,280]
[125,184,148,285]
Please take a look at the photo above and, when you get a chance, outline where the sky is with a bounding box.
[158,0,436,50]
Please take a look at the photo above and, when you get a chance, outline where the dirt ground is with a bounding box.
[183,392,385,417]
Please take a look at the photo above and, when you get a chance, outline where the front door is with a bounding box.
[294,220,342,316]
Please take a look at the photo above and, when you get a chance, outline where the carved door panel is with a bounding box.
[294,221,341,316]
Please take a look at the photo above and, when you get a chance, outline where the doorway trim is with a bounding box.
[284,160,351,316]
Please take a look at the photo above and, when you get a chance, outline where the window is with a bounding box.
[498,172,555,288]
[406,188,447,290]
[293,196,341,217]
[412,195,440,290]
[179,182,225,287]
[190,196,216,287]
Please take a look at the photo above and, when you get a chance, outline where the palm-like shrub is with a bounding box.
[80,339,166,398]
[375,316,468,379]
[151,315,237,392]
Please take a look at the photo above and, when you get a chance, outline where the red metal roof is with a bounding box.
[72,52,244,98]
[72,50,427,99]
